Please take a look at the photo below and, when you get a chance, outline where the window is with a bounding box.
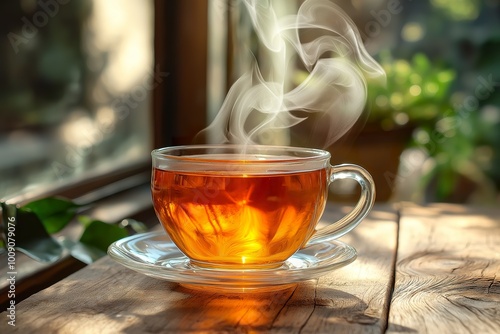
[0,0,154,202]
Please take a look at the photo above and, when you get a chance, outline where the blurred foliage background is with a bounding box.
[0,0,499,204]
[341,0,500,203]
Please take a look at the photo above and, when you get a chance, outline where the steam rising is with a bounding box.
[198,0,385,148]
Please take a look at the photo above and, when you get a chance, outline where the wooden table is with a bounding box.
[1,203,499,333]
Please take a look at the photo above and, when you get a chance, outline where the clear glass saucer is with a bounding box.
[108,232,357,292]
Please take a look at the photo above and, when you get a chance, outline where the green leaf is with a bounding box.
[1,203,63,263]
[0,202,16,247]
[22,197,81,234]
[77,215,94,228]
[413,53,431,72]
[58,237,106,264]
[79,220,128,253]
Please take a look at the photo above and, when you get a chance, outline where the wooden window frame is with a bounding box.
[0,0,211,307]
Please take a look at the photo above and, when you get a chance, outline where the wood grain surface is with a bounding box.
[0,205,398,334]
[387,204,500,334]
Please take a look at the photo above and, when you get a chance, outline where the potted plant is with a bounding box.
[331,51,456,202]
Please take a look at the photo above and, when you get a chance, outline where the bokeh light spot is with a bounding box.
[402,22,424,42]
[409,85,422,97]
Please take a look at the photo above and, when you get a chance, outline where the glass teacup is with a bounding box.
[151,145,375,269]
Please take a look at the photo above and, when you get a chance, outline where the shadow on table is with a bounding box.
[103,281,391,333]
[0,257,412,334]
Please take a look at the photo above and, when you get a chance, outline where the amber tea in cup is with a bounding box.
[151,145,375,269]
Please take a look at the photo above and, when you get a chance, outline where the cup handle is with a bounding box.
[306,164,376,246]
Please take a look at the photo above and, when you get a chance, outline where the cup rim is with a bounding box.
[151,144,330,159]
[151,145,331,173]
[151,144,330,163]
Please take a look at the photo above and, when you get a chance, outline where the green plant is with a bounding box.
[0,197,147,264]
[412,105,498,202]
[366,51,499,202]
[367,52,456,130]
